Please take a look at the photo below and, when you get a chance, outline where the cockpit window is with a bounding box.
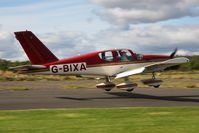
[116,49,134,62]
[99,51,113,62]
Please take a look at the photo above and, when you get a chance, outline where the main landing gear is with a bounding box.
[96,72,163,92]
[116,77,137,92]
[141,72,163,88]
[96,76,115,91]
[96,76,137,92]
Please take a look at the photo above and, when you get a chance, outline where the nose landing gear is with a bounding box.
[141,72,163,88]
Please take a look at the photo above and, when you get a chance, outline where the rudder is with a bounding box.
[15,31,59,65]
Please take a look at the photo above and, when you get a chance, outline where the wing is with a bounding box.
[9,65,46,70]
[115,57,189,79]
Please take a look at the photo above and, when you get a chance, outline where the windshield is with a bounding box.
[134,52,143,60]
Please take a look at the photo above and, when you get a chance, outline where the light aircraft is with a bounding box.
[10,31,189,92]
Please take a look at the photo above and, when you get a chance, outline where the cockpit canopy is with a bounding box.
[115,49,134,61]
[98,49,143,62]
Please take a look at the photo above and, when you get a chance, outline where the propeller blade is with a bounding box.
[170,48,178,58]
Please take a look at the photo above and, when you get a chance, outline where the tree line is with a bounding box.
[0,59,30,71]
[0,56,199,71]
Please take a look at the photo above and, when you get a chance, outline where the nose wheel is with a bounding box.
[141,72,163,88]
[152,72,162,88]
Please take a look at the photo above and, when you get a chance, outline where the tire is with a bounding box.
[126,89,134,92]
[105,89,111,91]
[154,85,160,88]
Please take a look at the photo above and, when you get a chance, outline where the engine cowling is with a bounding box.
[116,82,137,92]
[141,79,163,88]
[96,82,115,91]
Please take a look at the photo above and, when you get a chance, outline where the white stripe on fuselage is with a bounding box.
[32,62,157,76]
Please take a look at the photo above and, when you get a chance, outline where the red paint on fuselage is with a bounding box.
[43,49,170,67]
[43,50,111,66]
[14,31,171,68]
[143,55,170,60]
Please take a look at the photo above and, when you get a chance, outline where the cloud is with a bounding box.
[0,0,103,34]
[34,31,96,59]
[177,49,199,56]
[1,24,199,61]
[0,30,96,61]
[89,0,199,28]
[0,31,25,60]
[91,24,199,55]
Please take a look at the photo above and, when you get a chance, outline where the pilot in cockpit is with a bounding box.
[120,50,128,61]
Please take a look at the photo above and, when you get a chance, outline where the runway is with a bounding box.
[1,85,199,110]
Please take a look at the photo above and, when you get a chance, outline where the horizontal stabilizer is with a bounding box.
[9,65,46,70]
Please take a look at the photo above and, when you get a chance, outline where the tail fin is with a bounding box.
[14,31,59,65]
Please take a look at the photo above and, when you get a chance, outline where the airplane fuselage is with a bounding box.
[18,49,170,77]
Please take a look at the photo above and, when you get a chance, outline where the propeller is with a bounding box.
[170,48,178,58]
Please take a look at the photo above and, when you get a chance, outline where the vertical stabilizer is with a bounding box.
[15,31,58,65]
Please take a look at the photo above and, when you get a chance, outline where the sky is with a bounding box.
[0,0,199,61]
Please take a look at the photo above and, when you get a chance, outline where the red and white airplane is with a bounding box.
[11,31,189,92]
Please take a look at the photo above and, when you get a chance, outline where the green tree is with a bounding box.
[0,59,30,71]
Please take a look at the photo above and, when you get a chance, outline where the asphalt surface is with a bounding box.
[1,86,199,110]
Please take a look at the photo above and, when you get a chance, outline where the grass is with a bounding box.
[186,84,197,88]
[0,107,199,133]
[0,86,4,91]
[1,70,199,82]
[0,70,199,89]
[10,86,29,91]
